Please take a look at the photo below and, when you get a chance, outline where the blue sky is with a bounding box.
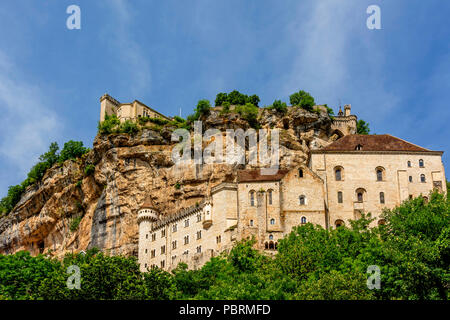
[0,0,449,196]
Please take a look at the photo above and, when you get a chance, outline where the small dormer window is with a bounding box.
[355,144,363,151]
[298,169,303,178]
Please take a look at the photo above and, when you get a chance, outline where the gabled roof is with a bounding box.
[318,134,439,153]
[237,169,290,182]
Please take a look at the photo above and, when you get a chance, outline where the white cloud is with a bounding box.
[0,49,61,188]
[103,0,151,97]
[280,0,400,120]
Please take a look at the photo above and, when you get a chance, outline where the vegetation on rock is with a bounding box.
[1,192,448,300]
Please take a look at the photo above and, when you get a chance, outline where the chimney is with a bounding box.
[100,94,120,122]
[344,104,351,117]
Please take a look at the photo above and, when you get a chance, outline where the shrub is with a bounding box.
[98,114,120,134]
[149,117,169,126]
[84,164,95,176]
[120,120,139,135]
[235,103,259,128]
[69,216,82,232]
[58,141,88,163]
[289,90,315,111]
[268,100,287,113]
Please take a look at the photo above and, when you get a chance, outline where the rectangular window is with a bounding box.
[152,233,156,241]
[185,219,189,227]
[197,246,202,253]
[216,235,221,244]
[161,229,166,238]
[151,249,155,258]
[197,214,202,222]
[337,191,343,203]
[184,235,189,245]
[172,240,177,249]
[172,224,177,233]
[161,245,166,254]
[197,230,202,240]
[160,260,165,268]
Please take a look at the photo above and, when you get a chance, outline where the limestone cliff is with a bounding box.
[0,106,339,258]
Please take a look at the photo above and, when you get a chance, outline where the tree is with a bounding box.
[235,103,259,128]
[357,119,370,135]
[195,99,211,118]
[268,100,287,113]
[289,90,315,111]
[215,92,228,106]
[58,140,88,163]
[248,94,260,107]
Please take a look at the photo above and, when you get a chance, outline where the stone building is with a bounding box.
[138,133,446,271]
[100,93,171,122]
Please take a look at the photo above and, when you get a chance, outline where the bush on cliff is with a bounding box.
[289,90,315,111]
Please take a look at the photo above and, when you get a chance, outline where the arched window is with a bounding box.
[376,167,384,181]
[407,161,411,167]
[355,144,363,151]
[249,190,255,206]
[335,167,343,181]
[269,241,274,250]
[409,176,413,183]
[379,192,385,204]
[419,159,424,167]
[335,219,344,228]
[423,196,429,203]
[265,242,268,249]
[356,188,366,202]
[420,174,426,183]
[298,169,304,178]
[250,220,254,227]
[301,216,307,224]
[270,218,275,225]
[337,191,343,203]
[269,234,274,240]
[268,189,273,205]
[299,195,306,205]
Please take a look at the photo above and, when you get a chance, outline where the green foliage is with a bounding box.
[119,120,139,135]
[219,101,231,115]
[195,99,211,117]
[357,119,370,135]
[267,100,287,113]
[84,164,95,176]
[58,140,88,163]
[214,91,260,107]
[149,117,169,126]
[98,114,120,134]
[1,193,448,300]
[174,182,181,190]
[289,90,315,111]
[235,103,259,128]
[69,216,82,232]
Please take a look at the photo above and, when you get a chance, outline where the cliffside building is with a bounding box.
[138,135,446,271]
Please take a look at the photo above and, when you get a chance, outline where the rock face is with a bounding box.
[0,107,339,258]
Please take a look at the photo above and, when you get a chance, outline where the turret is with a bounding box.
[100,94,120,122]
[344,104,351,117]
[137,195,159,225]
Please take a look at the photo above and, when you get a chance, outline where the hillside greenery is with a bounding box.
[0,141,90,216]
[0,192,448,300]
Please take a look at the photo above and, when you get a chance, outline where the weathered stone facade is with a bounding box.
[138,135,446,271]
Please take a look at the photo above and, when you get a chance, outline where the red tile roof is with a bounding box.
[320,134,433,152]
[140,195,157,210]
[237,169,289,182]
